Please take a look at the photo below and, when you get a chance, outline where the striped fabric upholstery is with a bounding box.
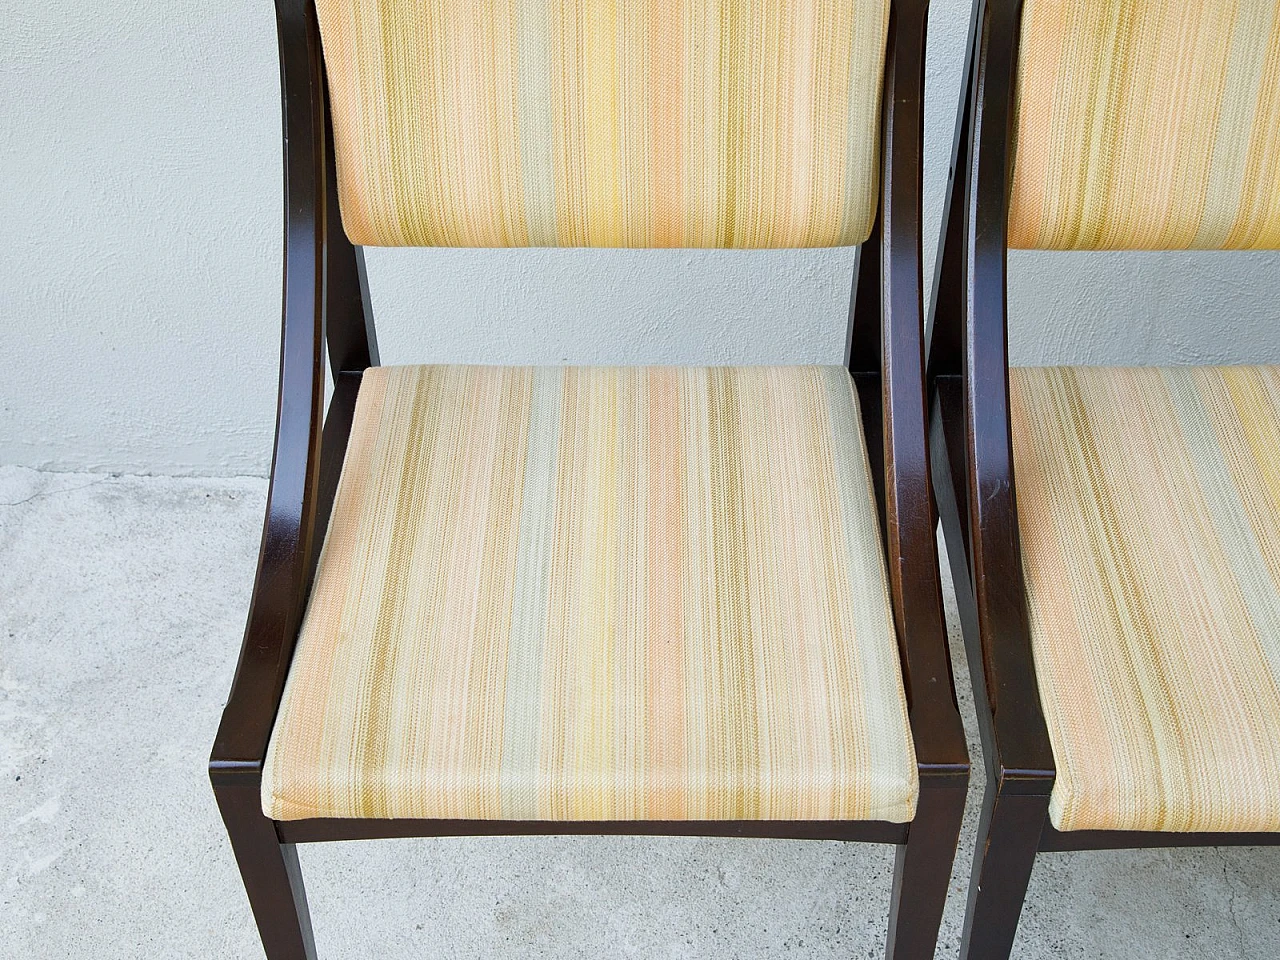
[1009,0,1280,250]
[313,0,891,248]
[263,365,917,821]
[1011,366,1280,832]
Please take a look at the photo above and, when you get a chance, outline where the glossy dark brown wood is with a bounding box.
[308,370,362,579]
[887,778,968,960]
[1039,825,1280,854]
[216,779,317,960]
[877,0,966,763]
[958,784,1048,960]
[210,0,327,779]
[847,218,882,377]
[924,0,981,386]
[959,0,1051,782]
[876,8,970,955]
[212,1,966,957]
[279,817,908,845]
[926,1,1278,957]
[209,3,331,955]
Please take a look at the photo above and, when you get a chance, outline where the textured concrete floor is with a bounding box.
[2,463,1279,958]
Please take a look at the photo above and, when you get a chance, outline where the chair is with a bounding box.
[210,1,968,957]
[927,1,1280,957]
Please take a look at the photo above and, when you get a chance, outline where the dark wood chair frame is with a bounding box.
[926,1,1280,958]
[209,1,968,957]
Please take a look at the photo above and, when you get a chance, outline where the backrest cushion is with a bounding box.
[315,0,891,248]
[1009,0,1280,250]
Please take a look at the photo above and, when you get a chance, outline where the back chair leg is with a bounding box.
[214,779,317,960]
[958,783,1049,960]
[885,778,967,960]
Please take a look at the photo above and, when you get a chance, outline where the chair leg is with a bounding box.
[957,782,1049,960]
[885,778,967,960]
[214,778,318,960]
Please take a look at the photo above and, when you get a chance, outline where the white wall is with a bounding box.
[3,0,1277,477]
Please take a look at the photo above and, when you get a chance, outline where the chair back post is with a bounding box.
[846,223,883,376]
[961,0,1054,781]
[211,0,330,776]
[925,0,982,385]
[874,0,968,768]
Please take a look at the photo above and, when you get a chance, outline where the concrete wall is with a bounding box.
[3,0,1277,477]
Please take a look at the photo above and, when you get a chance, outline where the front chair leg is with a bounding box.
[885,777,967,960]
[214,777,318,960]
[958,781,1049,960]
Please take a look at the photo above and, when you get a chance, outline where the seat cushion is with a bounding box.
[1011,365,1280,832]
[263,365,917,822]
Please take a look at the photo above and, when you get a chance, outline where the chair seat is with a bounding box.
[1011,365,1280,832]
[262,365,917,822]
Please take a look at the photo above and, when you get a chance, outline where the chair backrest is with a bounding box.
[1007,0,1280,251]
[313,0,892,248]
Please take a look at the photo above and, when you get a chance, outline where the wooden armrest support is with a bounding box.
[879,0,968,773]
[210,0,327,777]
[936,0,1054,783]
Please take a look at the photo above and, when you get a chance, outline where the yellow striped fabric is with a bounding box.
[313,0,891,248]
[1011,366,1280,832]
[262,365,917,821]
[1009,0,1280,250]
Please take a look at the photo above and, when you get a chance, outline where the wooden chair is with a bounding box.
[210,2,968,957]
[928,1,1280,957]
